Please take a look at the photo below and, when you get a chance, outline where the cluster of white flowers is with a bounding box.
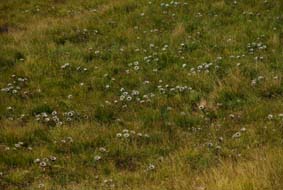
[35,111,60,125]
[251,75,264,86]
[232,128,247,139]
[119,88,140,102]
[116,129,150,139]
[117,88,157,105]
[93,147,109,162]
[267,113,283,120]
[76,66,88,72]
[101,178,115,188]
[62,110,79,122]
[34,110,84,126]
[2,141,32,151]
[14,142,23,149]
[1,74,29,96]
[157,84,192,94]
[127,61,143,73]
[61,63,89,73]
[189,62,219,75]
[160,1,187,8]
[247,36,267,55]
[34,155,57,169]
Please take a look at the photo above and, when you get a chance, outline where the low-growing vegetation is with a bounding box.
[0,0,282,189]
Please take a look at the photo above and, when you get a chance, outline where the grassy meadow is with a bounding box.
[0,0,283,189]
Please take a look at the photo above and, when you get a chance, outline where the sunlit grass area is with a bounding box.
[0,0,283,189]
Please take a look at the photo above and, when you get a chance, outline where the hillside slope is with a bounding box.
[0,0,283,189]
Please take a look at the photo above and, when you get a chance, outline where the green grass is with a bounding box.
[0,0,283,189]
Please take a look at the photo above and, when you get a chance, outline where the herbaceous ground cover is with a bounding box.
[0,0,282,189]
